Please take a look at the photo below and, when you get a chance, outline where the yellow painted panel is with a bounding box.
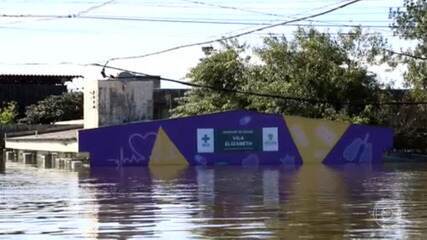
[149,127,189,167]
[284,116,350,163]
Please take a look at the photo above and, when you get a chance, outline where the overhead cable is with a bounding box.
[180,0,361,20]
[91,63,427,107]
[180,0,288,18]
[0,14,393,29]
[101,0,363,67]
[75,0,116,16]
[385,49,427,60]
[0,0,116,26]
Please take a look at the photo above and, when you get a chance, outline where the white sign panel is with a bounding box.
[262,127,279,152]
[197,128,214,153]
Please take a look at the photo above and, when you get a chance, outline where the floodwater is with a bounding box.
[1,162,427,239]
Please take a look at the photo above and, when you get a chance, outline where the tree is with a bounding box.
[387,0,427,151]
[22,92,83,124]
[0,102,18,124]
[391,0,426,90]
[172,28,386,124]
[172,42,250,117]
[246,28,386,122]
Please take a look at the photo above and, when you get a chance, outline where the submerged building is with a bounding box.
[3,72,178,169]
[3,72,393,169]
[79,110,393,167]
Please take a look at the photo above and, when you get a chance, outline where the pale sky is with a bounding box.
[0,0,410,89]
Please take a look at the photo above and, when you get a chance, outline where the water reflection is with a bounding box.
[0,163,99,239]
[2,162,427,239]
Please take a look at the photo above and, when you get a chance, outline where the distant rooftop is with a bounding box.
[0,74,83,85]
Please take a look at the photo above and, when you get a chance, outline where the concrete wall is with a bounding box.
[153,89,188,119]
[1,124,54,148]
[84,78,155,129]
[6,139,78,153]
[83,80,99,129]
[98,80,154,126]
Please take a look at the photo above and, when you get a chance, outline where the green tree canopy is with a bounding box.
[391,0,426,90]
[22,92,83,124]
[172,28,386,124]
[388,0,427,150]
[246,28,384,121]
[172,42,250,117]
[0,102,18,124]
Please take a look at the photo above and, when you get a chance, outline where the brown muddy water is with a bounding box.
[1,162,427,239]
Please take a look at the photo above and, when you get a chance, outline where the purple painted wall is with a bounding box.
[78,110,393,167]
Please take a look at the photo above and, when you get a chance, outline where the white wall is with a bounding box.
[83,80,99,129]
[5,140,78,153]
[84,78,155,128]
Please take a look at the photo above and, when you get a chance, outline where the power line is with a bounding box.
[180,0,353,19]
[180,0,289,18]
[0,0,116,27]
[129,1,399,10]
[385,49,427,60]
[102,0,364,66]
[75,0,116,16]
[1,43,417,66]
[91,63,427,106]
[0,14,394,29]
[180,0,376,22]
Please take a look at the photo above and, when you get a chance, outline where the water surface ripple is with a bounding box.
[1,162,427,239]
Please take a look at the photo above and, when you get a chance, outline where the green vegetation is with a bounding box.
[172,0,427,151]
[0,102,18,124]
[172,41,249,117]
[387,0,427,150]
[22,92,83,124]
[172,28,388,126]
[391,0,426,90]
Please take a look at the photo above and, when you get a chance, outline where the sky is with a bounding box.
[0,0,411,89]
